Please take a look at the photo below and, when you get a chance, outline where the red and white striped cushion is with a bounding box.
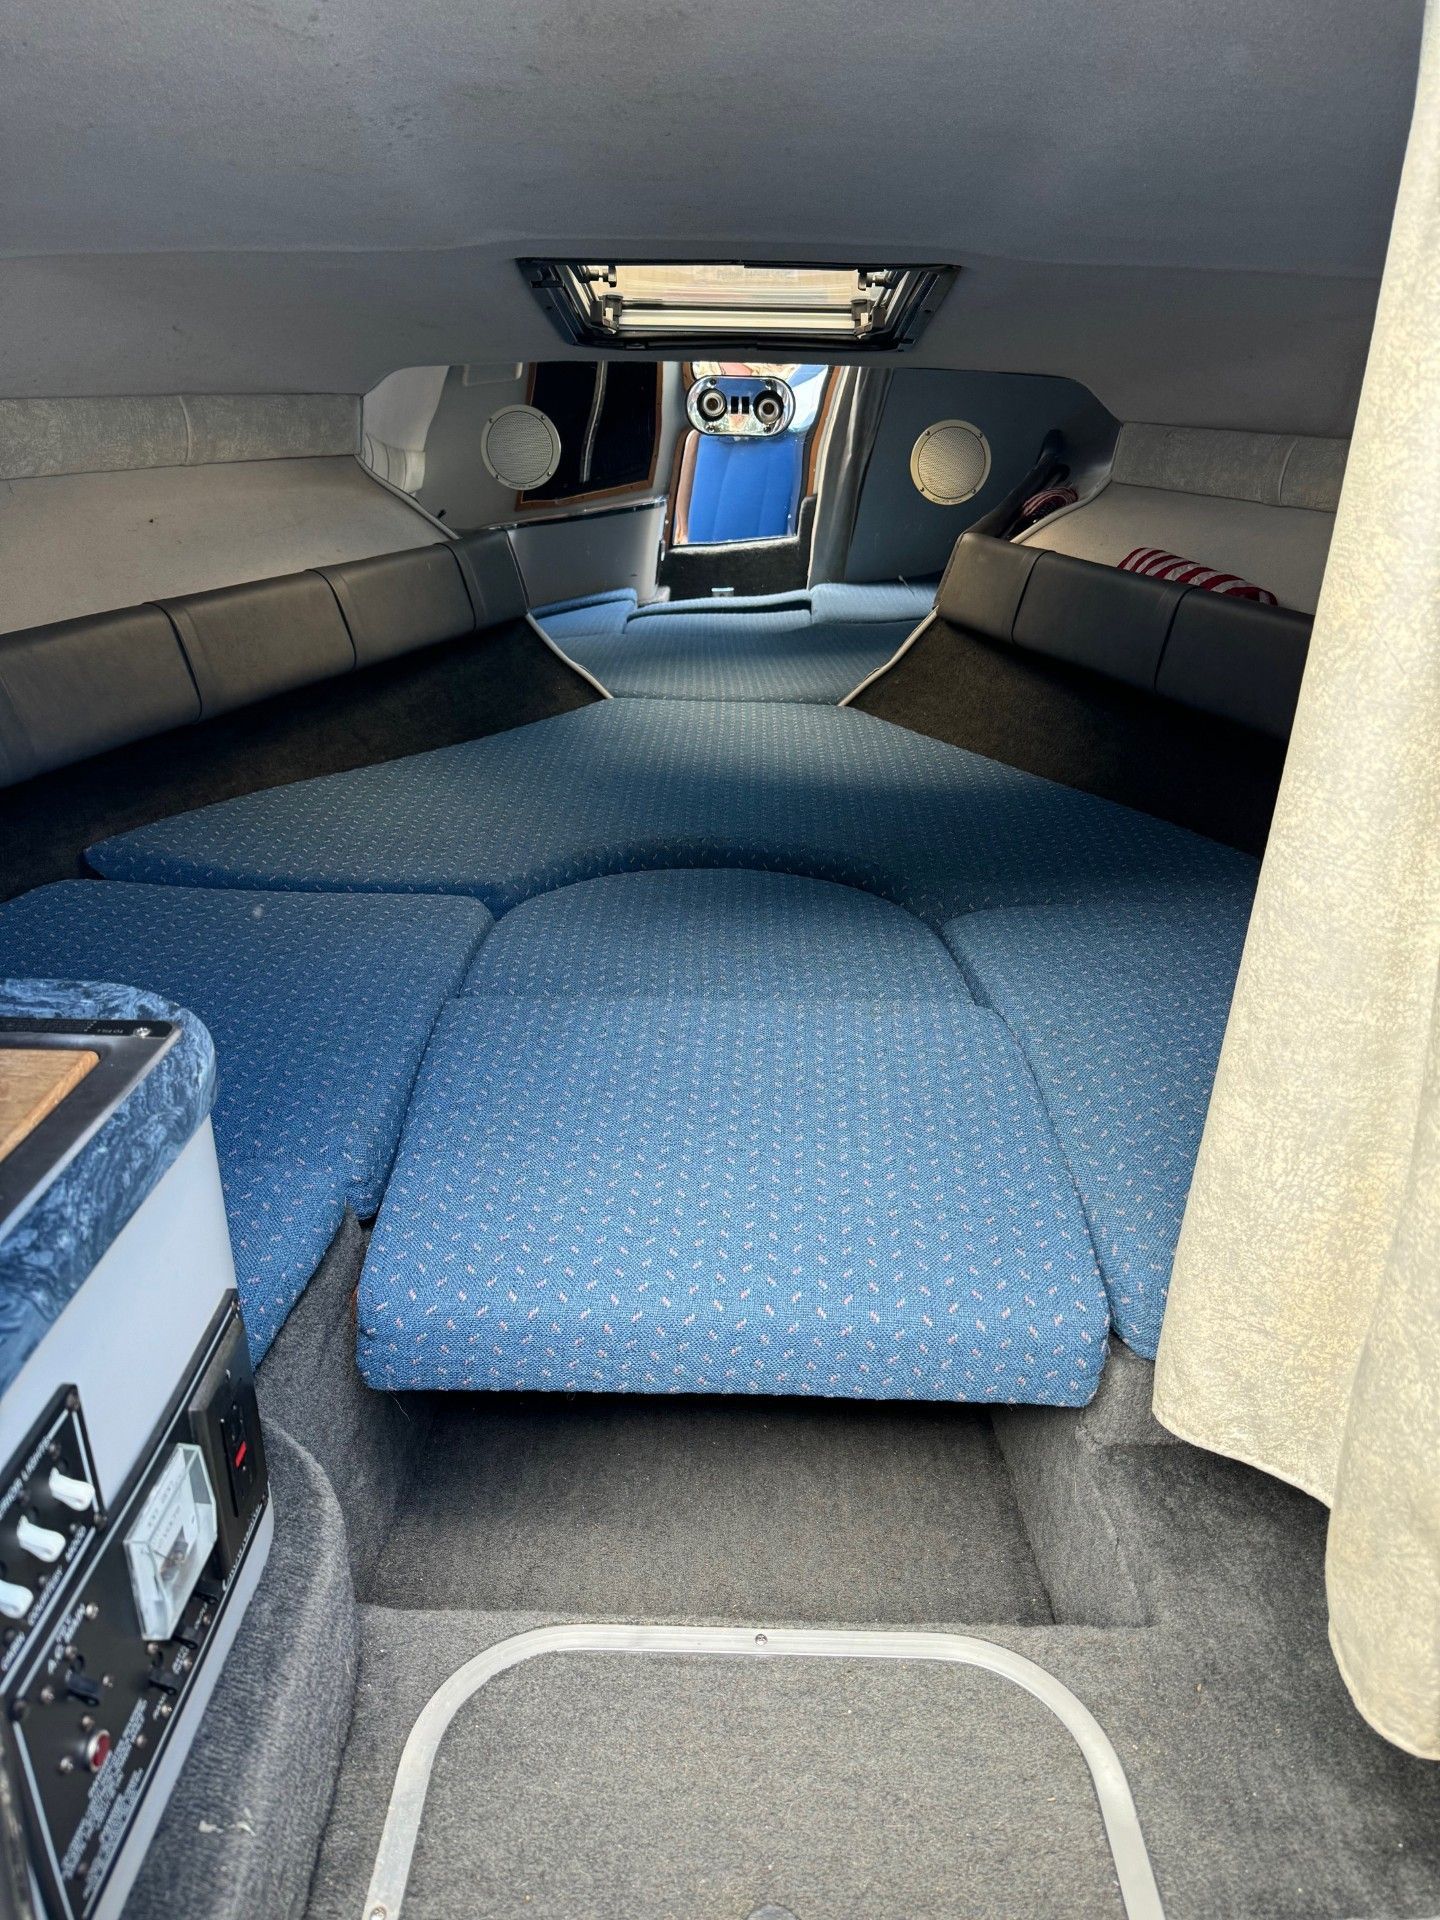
[1119,548,1279,606]
[1020,485,1078,520]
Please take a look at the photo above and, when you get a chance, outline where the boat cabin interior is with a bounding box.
[0,2,1437,1916]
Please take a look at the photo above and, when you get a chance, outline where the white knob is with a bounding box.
[48,1470,95,1514]
[0,1579,33,1620]
[16,1515,66,1564]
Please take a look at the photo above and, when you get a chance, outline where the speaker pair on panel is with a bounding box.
[481,404,563,490]
[686,375,795,438]
[909,419,991,505]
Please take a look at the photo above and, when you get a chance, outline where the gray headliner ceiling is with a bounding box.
[0,0,1425,428]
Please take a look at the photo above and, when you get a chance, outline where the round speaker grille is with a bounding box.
[909,419,992,505]
[481,405,562,490]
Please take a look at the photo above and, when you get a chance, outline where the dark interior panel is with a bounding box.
[843,369,1114,584]
[520,362,660,505]
[850,613,1287,855]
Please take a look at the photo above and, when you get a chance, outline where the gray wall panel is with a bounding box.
[844,370,1113,584]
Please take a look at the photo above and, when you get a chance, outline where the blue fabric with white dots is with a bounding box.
[88,700,1257,923]
[79,698,1260,1388]
[358,993,1110,1401]
[0,882,493,1360]
[807,582,939,623]
[533,581,934,703]
[535,593,637,644]
[535,588,638,619]
[560,608,921,703]
[629,590,811,616]
[944,881,1255,1357]
[463,869,970,1000]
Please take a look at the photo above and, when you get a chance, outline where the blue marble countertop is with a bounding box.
[0,979,217,1396]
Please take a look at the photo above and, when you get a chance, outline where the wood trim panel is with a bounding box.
[0,1048,99,1162]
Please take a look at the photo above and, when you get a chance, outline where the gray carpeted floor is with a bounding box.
[307,1612,1125,1920]
[305,1398,1440,1920]
[366,1394,1056,1624]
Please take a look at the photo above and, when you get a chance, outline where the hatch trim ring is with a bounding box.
[360,1622,1166,1920]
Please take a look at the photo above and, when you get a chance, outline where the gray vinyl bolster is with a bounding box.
[938,529,1311,738]
[1014,551,1186,691]
[0,523,547,789]
[451,529,529,630]
[318,544,476,668]
[0,606,201,786]
[1156,590,1313,737]
[0,528,541,789]
[160,572,356,719]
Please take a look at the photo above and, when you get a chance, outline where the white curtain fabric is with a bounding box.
[1153,3,1440,1758]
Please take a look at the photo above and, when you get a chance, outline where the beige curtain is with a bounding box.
[1153,3,1440,1759]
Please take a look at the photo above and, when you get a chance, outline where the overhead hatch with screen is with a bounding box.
[521,260,956,354]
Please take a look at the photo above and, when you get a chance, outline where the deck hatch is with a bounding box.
[522,260,956,353]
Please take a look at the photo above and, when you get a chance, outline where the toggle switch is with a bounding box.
[66,1668,102,1708]
[16,1515,66,1564]
[0,1578,34,1620]
[48,1469,95,1514]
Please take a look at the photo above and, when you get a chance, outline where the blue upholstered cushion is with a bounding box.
[0,883,493,1359]
[89,700,1256,923]
[943,882,1255,1357]
[629,591,812,617]
[464,870,969,1000]
[621,586,935,623]
[357,995,1109,1401]
[808,581,937,623]
[685,432,804,543]
[532,592,637,643]
[534,589,639,618]
[534,581,932,703]
[558,609,918,703]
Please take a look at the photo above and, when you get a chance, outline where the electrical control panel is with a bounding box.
[0,1307,267,1920]
[0,1399,100,1676]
